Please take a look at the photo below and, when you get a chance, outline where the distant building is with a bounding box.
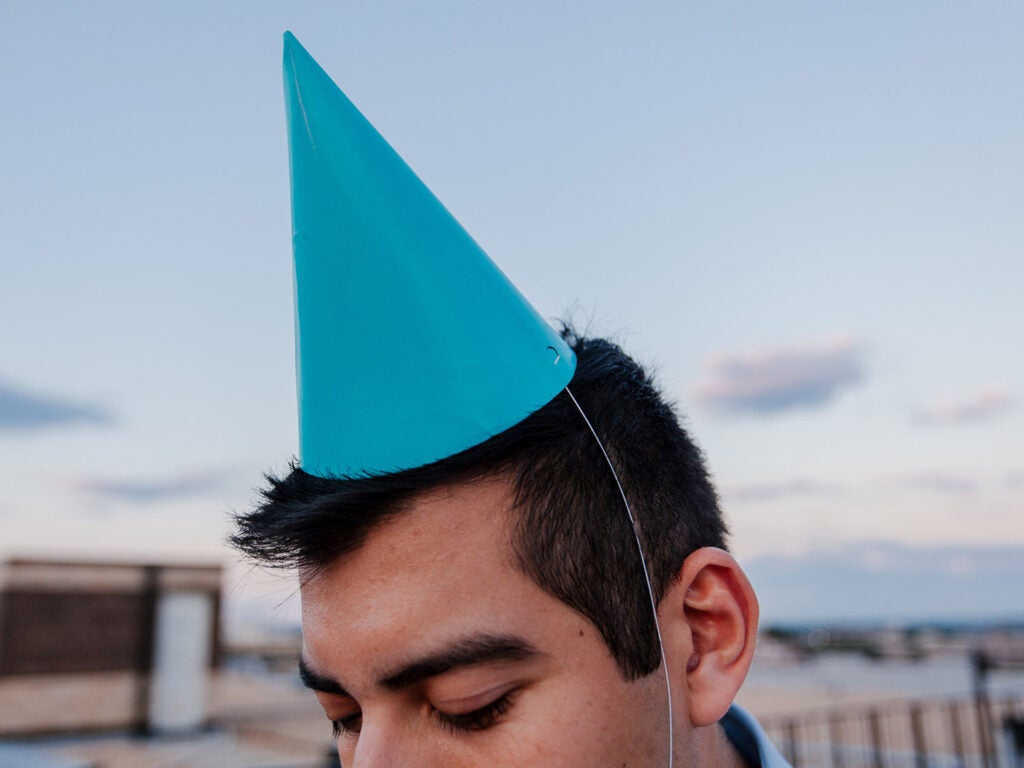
[0,558,221,737]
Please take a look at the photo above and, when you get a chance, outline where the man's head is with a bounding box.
[232,330,759,765]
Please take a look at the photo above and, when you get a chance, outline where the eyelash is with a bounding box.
[435,691,515,734]
[331,713,362,738]
[330,692,516,739]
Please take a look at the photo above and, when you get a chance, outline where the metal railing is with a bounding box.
[760,693,1024,768]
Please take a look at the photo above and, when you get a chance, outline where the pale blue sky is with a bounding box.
[1,2,1021,622]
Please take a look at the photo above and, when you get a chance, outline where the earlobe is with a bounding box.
[668,548,759,727]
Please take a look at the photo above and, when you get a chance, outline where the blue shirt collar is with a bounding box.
[721,704,793,768]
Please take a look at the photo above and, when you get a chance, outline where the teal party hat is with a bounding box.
[283,32,576,478]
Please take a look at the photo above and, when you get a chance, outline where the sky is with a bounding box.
[1,1,1022,625]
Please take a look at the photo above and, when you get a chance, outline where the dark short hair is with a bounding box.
[231,329,727,679]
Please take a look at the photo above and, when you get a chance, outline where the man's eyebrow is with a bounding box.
[299,656,350,696]
[380,634,540,692]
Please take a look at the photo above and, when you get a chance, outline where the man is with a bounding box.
[232,33,791,767]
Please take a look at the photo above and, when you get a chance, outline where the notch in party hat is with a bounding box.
[283,32,575,479]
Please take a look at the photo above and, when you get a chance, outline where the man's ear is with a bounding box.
[660,547,759,727]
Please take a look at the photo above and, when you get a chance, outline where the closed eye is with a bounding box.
[331,711,362,738]
[434,690,517,734]
[330,693,514,740]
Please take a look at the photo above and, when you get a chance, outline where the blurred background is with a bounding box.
[1,2,1021,766]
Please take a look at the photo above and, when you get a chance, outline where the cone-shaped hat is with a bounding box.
[283,33,576,478]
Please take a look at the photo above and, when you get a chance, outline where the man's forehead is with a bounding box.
[298,476,539,670]
[395,474,517,519]
[305,475,518,578]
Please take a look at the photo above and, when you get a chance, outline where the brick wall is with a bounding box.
[0,590,152,676]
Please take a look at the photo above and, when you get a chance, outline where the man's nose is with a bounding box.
[345,718,426,768]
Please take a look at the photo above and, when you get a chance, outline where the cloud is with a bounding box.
[899,471,979,497]
[693,335,864,415]
[745,541,1024,623]
[911,384,1014,426]
[0,379,112,432]
[78,471,227,503]
[724,479,846,503]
